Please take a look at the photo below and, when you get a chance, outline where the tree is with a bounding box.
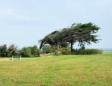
[20,47,32,57]
[20,46,40,57]
[7,44,19,57]
[39,22,100,55]
[0,44,8,57]
[62,22,100,51]
[31,45,40,57]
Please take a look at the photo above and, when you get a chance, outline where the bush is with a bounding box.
[20,47,32,57]
[7,44,20,57]
[31,45,40,57]
[0,44,20,57]
[20,46,40,57]
[72,49,103,55]
[59,47,71,55]
[0,44,8,57]
[0,44,40,57]
[41,45,55,54]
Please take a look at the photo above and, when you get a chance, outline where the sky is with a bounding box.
[0,0,112,49]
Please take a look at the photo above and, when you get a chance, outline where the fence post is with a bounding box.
[12,56,13,61]
[20,56,21,61]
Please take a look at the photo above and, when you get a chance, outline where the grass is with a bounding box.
[0,52,112,86]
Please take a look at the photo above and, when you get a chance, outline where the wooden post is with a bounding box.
[12,56,13,61]
[20,56,21,61]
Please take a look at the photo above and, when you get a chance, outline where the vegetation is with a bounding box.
[0,52,112,86]
[41,45,55,54]
[40,22,100,55]
[0,22,101,56]
[20,45,40,57]
[59,47,71,55]
[41,46,102,55]
[0,45,40,57]
[72,49,103,55]
[0,44,19,57]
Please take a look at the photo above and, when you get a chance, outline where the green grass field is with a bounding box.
[0,52,112,86]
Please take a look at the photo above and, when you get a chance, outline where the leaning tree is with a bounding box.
[39,22,100,55]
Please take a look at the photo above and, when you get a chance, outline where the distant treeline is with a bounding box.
[0,44,40,57]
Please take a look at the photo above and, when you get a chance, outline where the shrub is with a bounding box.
[20,47,32,57]
[59,47,71,55]
[42,45,55,54]
[31,45,40,57]
[72,49,103,55]
[0,44,8,57]
[20,46,40,57]
[0,44,40,57]
[7,44,20,57]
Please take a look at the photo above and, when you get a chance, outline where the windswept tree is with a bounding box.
[39,22,100,55]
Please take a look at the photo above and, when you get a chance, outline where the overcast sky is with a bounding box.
[0,0,112,49]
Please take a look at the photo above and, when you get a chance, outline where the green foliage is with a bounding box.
[39,22,100,54]
[7,44,19,57]
[20,46,40,57]
[20,47,32,57]
[41,45,55,54]
[72,49,103,55]
[39,31,60,49]
[0,44,40,57]
[0,44,20,57]
[59,47,71,55]
[31,45,40,57]
[0,44,7,57]
[74,22,100,49]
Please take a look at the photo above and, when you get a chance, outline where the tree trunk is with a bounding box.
[55,44,59,56]
[71,42,73,54]
[81,44,85,50]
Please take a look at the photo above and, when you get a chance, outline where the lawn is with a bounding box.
[0,52,112,86]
